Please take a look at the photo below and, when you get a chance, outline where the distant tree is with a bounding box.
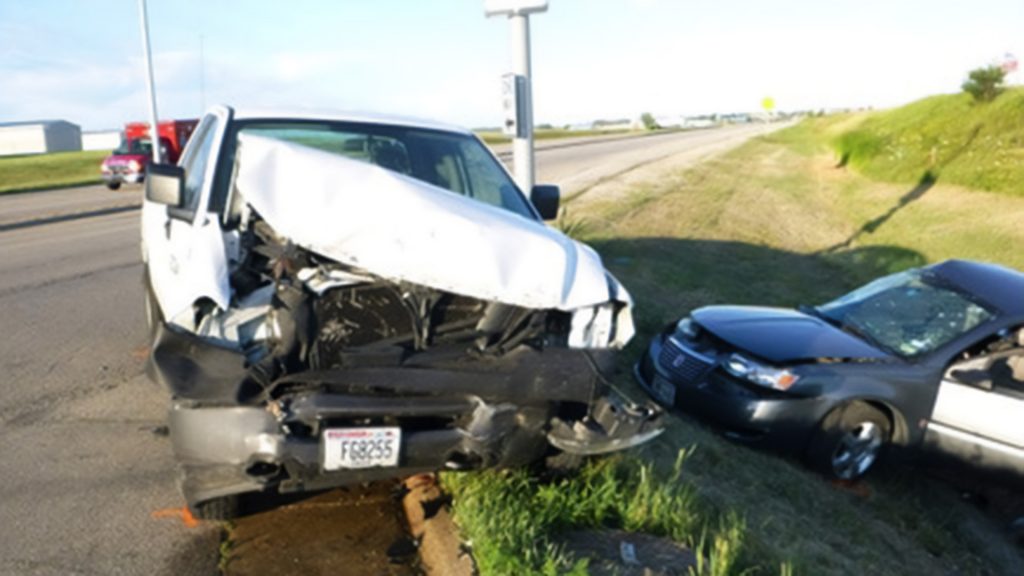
[640,112,659,130]
[962,65,1006,102]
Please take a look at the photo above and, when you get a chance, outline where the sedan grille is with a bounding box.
[658,338,714,384]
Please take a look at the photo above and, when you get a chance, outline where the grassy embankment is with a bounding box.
[0,150,108,194]
[443,92,1024,575]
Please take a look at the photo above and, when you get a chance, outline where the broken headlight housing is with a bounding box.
[723,353,799,391]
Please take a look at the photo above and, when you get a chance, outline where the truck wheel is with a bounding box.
[806,402,890,481]
[106,182,121,190]
[189,495,239,521]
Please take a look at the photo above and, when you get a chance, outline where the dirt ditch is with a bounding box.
[218,476,472,576]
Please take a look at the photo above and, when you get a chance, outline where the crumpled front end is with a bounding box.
[149,170,660,506]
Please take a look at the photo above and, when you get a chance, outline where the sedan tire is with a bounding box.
[807,402,890,481]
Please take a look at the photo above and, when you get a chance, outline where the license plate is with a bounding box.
[322,427,401,470]
[651,375,677,407]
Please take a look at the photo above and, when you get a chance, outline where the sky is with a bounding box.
[2,0,1022,131]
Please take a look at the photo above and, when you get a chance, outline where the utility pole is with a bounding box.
[137,0,161,163]
[485,0,548,192]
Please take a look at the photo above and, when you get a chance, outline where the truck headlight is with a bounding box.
[723,353,799,391]
[568,303,615,349]
[128,160,141,172]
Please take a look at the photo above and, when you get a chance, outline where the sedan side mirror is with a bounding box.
[145,163,185,207]
[530,184,560,220]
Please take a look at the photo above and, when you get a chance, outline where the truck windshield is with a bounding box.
[113,138,152,156]
[213,120,535,220]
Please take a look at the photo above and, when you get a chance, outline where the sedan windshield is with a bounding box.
[817,269,994,358]
[214,120,535,220]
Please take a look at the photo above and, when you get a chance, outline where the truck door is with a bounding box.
[142,109,232,326]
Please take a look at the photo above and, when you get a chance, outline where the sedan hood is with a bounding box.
[234,134,627,313]
[692,306,890,363]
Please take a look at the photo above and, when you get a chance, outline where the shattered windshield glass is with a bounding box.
[817,269,994,357]
[230,121,535,219]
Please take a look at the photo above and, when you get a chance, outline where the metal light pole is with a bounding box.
[137,0,161,163]
[485,0,548,192]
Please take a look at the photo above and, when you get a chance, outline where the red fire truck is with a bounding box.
[100,119,198,190]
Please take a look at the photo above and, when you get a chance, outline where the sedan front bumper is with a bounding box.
[635,334,831,454]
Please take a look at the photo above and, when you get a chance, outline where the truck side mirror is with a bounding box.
[145,163,184,207]
[530,184,560,220]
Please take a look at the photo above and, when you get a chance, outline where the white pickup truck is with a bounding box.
[140,105,662,518]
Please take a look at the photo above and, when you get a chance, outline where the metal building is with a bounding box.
[82,130,122,151]
[0,120,83,156]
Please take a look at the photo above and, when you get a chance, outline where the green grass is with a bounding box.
[831,88,1024,195]
[444,116,1024,575]
[442,450,752,576]
[0,150,108,194]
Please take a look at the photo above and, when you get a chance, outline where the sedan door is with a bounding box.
[925,337,1024,475]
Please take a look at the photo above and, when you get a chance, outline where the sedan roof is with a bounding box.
[927,259,1024,317]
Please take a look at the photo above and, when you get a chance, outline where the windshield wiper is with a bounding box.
[798,304,842,328]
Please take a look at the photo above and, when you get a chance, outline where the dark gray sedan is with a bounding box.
[636,260,1024,480]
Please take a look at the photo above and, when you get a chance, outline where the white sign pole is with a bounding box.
[510,13,535,192]
[137,0,161,163]
[486,0,547,193]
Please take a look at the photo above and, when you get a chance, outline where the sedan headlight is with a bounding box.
[676,317,699,340]
[723,353,799,391]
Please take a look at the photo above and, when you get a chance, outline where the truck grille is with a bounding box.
[658,338,714,385]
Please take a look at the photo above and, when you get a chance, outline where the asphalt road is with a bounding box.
[0,124,769,575]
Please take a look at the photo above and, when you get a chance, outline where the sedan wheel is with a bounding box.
[830,421,884,480]
[807,402,891,481]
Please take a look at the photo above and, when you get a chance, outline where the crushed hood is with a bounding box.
[234,134,626,312]
[692,306,890,363]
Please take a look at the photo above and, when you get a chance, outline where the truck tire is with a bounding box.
[806,401,890,481]
[106,182,121,190]
[189,495,239,521]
